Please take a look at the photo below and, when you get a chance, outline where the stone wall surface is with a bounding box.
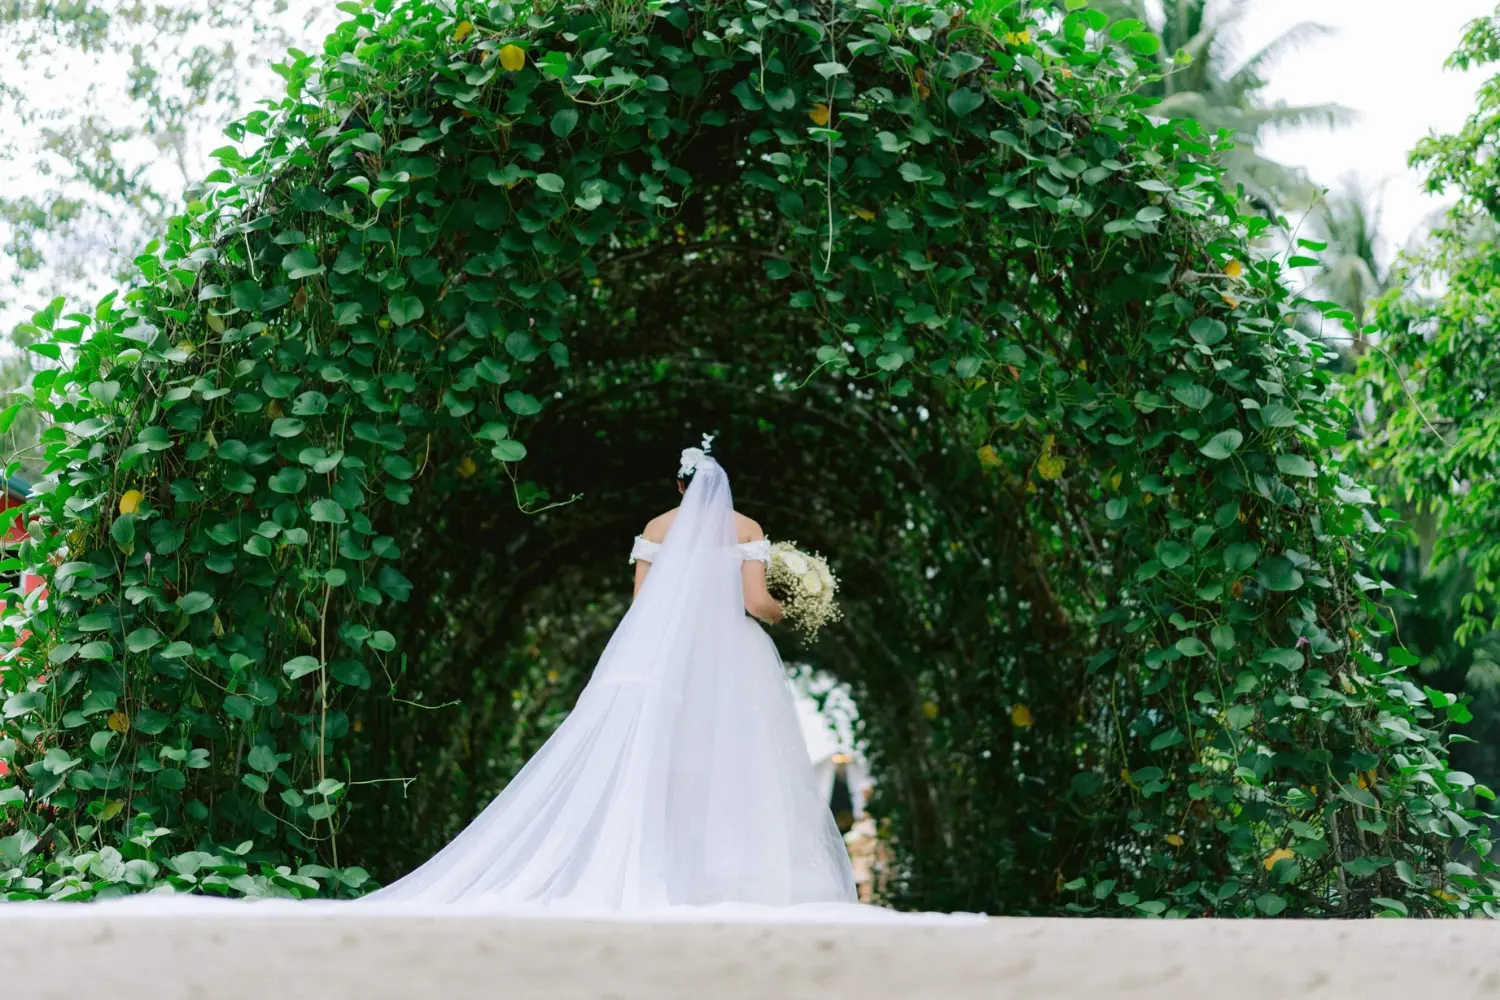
[0,912,1493,999]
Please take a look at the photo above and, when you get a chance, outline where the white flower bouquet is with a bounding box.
[765,541,843,639]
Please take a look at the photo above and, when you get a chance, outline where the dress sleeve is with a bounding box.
[737,539,771,563]
[630,535,662,565]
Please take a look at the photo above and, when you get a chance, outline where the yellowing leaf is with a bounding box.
[119,490,144,515]
[1038,454,1065,481]
[206,313,226,334]
[176,340,196,356]
[1110,472,1122,490]
[808,103,830,126]
[456,456,477,478]
[1164,833,1184,847]
[453,19,474,42]
[1263,848,1295,870]
[1221,294,1240,308]
[353,718,364,733]
[107,711,130,734]
[1010,704,1033,728]
[99,799,124,822]
[921,700,939,720]
[213,613,225,638]
[1222,258,1243,278]
[976,444,1002,468]
[499,44,526,72]
[852,206,875,221]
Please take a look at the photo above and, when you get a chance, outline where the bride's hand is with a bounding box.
[750,596,783,625]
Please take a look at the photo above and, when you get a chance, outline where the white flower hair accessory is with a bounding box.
[678,433,716,478]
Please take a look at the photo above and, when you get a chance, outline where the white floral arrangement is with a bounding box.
[765,541,843,639]
[678,433,715,478]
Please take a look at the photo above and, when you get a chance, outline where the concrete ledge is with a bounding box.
[0,911,1495,1000]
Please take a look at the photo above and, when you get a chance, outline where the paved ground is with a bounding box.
[0,909,1495,999]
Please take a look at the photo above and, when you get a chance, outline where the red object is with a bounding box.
[0,477,45,651]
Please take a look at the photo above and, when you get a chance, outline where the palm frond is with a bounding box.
[1093,0,1347,215]
[1239,101,1358,136]
[1224,21,1338,97]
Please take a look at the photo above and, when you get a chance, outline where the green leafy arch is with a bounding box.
[1,0,1490,917]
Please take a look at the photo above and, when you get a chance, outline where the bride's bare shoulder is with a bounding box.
[733,511,765,543]
[642,508,679,542]
[643,508,763,544]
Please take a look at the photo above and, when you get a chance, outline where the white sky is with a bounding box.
[1238,0,1493,262]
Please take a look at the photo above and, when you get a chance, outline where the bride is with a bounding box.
[364,440,858,909]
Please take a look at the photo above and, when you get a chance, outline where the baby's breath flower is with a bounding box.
[765,541,843,639]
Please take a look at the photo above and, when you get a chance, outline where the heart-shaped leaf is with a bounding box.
[1199,430,1242,460]
[388,295,424,327]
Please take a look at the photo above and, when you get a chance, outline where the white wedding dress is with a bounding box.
[363,455,858,910]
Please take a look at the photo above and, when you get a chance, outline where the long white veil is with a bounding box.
[363,456,856,908]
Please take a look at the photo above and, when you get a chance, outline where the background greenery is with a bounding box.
[0,0,1495,918]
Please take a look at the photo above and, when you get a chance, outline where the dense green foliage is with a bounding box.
[0,0,1491,916]
[1353,9,1500,820]
[1359,8,1500,652]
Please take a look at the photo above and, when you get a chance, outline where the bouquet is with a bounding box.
[765,541,843,639]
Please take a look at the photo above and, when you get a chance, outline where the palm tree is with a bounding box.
[1304,177,1389,352]
[1100,0,1354,211]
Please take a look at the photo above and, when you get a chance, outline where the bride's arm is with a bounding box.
[742,560,783,623]
[632,516,669,600]
[739,523,783,623]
